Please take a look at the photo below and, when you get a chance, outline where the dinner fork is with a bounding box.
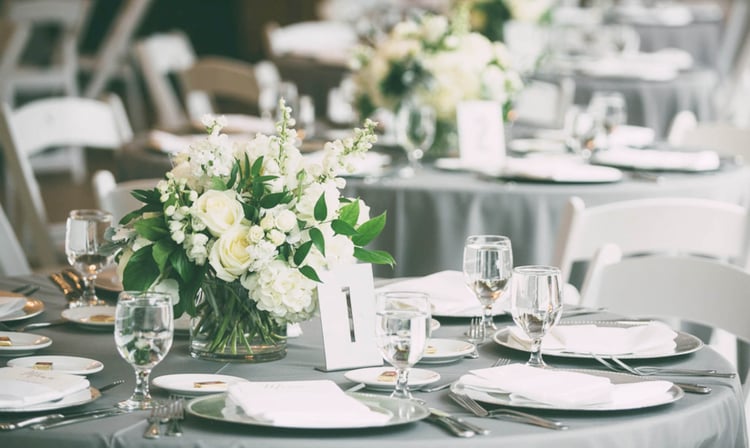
[143,404,167,439]
[165,398,184,437]
[610,357,736,378]
[449,392,568,430]
[491,356,513,368]
[591,354,712,394]
[465,317,485,358]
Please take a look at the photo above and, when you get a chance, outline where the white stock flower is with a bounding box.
[208,225,253,282]
[185,233,209,265]
[421,15,448,44]
[192,190,245,237]
[267,229,286,246]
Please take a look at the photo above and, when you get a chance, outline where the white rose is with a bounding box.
[275,209,297,233]
[192,190,245,237]
[268,229,286,246]
[259,213,275,230]
[248,225,265,243]
[208,225,253,282]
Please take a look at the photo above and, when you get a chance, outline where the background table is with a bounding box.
[0,274,746,448]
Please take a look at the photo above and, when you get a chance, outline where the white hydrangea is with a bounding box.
[241,260,317,322]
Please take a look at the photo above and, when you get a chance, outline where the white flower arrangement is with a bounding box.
[110,102,394,332]
[462,0,554,42]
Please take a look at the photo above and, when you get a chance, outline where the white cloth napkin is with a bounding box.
[0,367,90,409]
[461,364,674,408]
[593,146,721,171]
[608,125,655,148]
[508,322,678,355]
[0,294,26,318]
[488,156,623,183]
[226,380,391,427]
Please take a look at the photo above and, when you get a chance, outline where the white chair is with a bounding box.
[580,244,750,391]
[92,170,160,223]
[263,20,356,66]
[0,203,31,276]
[552,196,750,291]
[0,95,133,268]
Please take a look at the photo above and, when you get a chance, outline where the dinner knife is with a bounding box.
[31,408,128,430]
[425,413,475,437]
[429,408,490,435]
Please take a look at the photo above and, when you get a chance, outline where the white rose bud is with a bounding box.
[275,209,297,233]
[248,225,265,243]
[192,190,245,237]
[260,213,275,230]
[268,229,286,246]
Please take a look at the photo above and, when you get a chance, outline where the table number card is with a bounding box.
[457,100,505,169]
[316,264,383,372]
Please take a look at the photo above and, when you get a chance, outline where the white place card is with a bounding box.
[316,264,383,372]
[457,100,505,169]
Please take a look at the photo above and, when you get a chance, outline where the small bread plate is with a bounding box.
[419,338,476,364]
[152,373,248,396]
[61,306,116,329]
[492,323,703,360]
[0,331,52,356]
[187,391,430,429]
[451,369,683,412]
[0,387,101,413]
[0,291,45,323]
[344,367,440,392]
[7,355,103,375]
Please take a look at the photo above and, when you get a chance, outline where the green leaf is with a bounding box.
[309,227,325,256]
[122,246,160,291]
[278,243,291,261]
[243,203,258,222]
[170,249,195,283]
[259,192,288,209]
[338,201,360,226]
[251,156,264,176]
[352,212,387,247]
[293,240,313,266]
[210,177,228,191]
[314,193,327,222]
[227,163,239,189]
[353,247,396,266]
[254,175,279,183]
[134,217,169,241]
[131,188,160,205]
[331,219,358,236]
[178,265,206,317]
[152,238,177,273]
[299,265,322,282]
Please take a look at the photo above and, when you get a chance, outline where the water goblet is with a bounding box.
[114,291,174,410]
[463,235,513,334]
[375,291,431,400]
[395,98,436,177]
[510,265,563,368]
[64,209,114,307]
[587,91,627,149]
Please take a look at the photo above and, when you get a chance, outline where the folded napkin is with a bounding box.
[226,380,391,427]
[608,125,655,148]
[508,322,678,355]
[491,156,623,183]
[593,146,720,171]
[0,367,90,409]
[0,293,27,318]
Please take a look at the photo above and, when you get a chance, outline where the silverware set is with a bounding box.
[449,392,568,431]
[591,354,713,394]
[143,398,185,439]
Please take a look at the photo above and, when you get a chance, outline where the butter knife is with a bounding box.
[426,413,475,437]
[31,408,128,430]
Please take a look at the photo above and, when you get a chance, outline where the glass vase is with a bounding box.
[189,279,287,363]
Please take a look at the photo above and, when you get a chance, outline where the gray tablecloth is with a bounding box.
[342,165,750,279]
[0,274,747,448]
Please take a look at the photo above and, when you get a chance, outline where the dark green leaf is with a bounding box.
[178,265,206,317]
[293,241,313,266]
[243,203,258,222]
[134,217,169,241]
[170,249,195,283]
[314,193,327,221]
[210,177,227,191]
[254,175,279,183]
[259,192,288,209]
[227,163,239,189]
[131,188,160,205]
[352,212,387,247]
[122,246,160,291]
[353,247,396,266]
[299,265,322,282]
[152,238,177,272]
[331,219,358,236]
[309,227,325,256]
[278,243,291,261]
[338,201,360,226]
[251,156,264,176]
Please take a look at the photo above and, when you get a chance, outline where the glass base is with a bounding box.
[117,397,156,410]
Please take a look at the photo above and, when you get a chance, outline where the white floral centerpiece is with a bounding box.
[110,102,394,362]
[461,0,553,42]
[352,11,522,156]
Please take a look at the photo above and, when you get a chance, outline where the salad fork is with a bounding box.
[591,354,712,394]
[465,317,485,358]
[610,357,736,378]
[449,392,568,430]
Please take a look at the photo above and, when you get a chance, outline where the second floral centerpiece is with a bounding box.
[110,102,394,362]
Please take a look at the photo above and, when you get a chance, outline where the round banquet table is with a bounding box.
[0,274,746,448]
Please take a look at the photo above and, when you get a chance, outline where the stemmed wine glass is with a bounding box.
[395,98,436,177]
[64,209,114,307]
[587,92,627,150]
[114,291,174,410]
[463,235,513,335]
[374,291,431,400]
[510,265,563,368]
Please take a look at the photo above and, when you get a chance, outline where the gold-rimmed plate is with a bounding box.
[0,291,45,323]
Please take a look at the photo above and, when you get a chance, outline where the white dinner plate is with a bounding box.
[94,269,123,293]
[0,331,52,356]
[492,322,704,360]
[0,292,45,323]
[152,373,249,396]
[7,355,103,375]
[61,306,116,329]
[0,387,101,413]
[452,369,683,412]
[419,338,475,365]
[344,367,440,391]
[508,138,567,154]
[187,391,430,429]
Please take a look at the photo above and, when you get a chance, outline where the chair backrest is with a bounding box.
[92,170,160,223]
[0,95,133,267]
[580,243,750,346]
[552,196,750,287]
[134,30,199,130]
[674,123,750,160]
[82,0,152,99]
[178,56,261,121]
[0,203,31,276]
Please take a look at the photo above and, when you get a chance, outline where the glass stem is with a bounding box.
[482,304,494,332]
[528,338,545,368]
[130,368,152,404]
[393,367,411,399]
[83,275,97,304]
